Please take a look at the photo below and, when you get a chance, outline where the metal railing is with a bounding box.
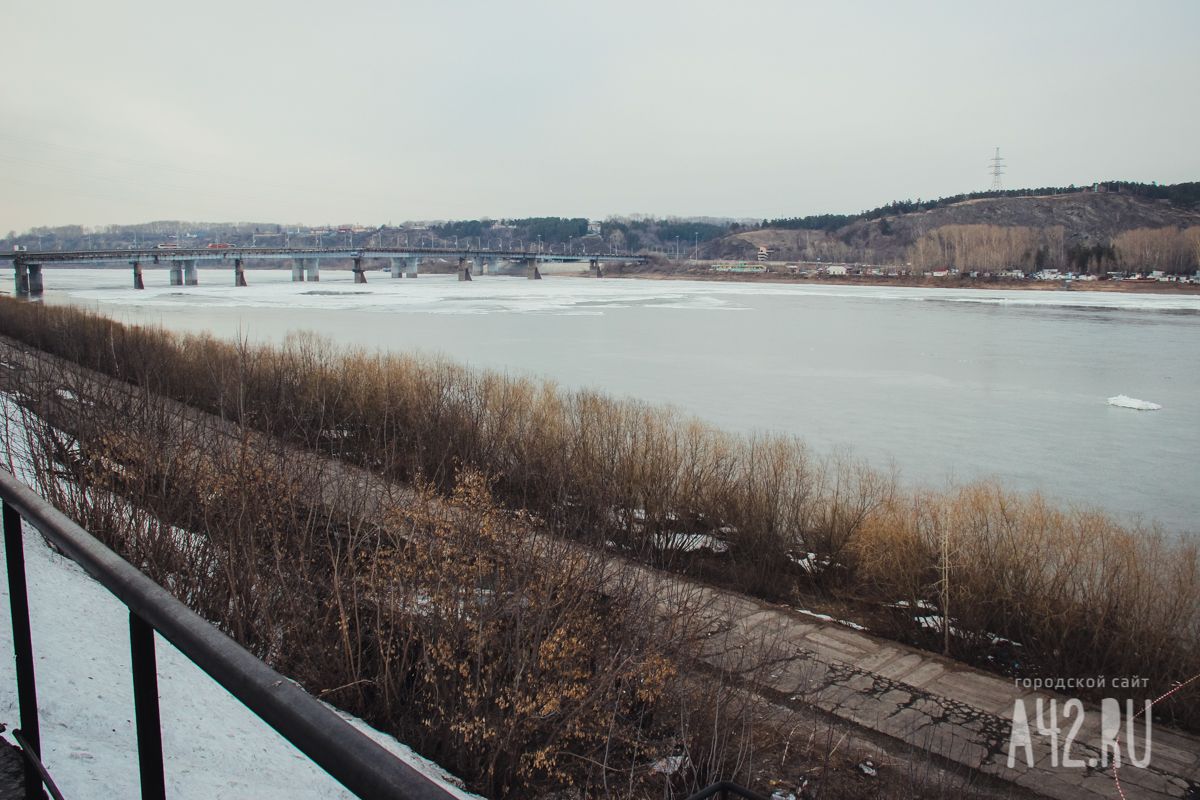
[684,782,773,800]
[1,469,455,799]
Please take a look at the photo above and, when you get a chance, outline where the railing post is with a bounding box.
[129,612,166,800]
[3,500,43,799]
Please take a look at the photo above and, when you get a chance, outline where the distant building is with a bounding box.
[757,246,770,262]
[587,220,602,235]
[826,265,848,276]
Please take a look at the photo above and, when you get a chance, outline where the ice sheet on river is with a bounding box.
[41,269,1200,316]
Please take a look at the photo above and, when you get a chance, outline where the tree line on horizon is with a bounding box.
[905,223,1200,274]
[9,181,1199,266]
[764,180,1200,232]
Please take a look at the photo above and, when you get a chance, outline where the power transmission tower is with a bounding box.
[989,147,1006,191]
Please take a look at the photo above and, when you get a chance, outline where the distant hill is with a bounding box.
[10,180,1198,273]
[712,187,1200,272]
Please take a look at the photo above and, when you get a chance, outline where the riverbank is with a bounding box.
[612,264,1200,294]
[1,333,1029,800]
[0,297,1196,734]
[4,332,1195,800]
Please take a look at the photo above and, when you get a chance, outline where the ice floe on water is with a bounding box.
[1107,394,1163,411]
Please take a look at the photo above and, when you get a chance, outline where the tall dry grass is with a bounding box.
[1,353,724,796]
[0,298,1196,730]
[0,347,992,799]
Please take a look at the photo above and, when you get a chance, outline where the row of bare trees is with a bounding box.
[907,224,1066,272]
[909,223,1200,274]
[1112,225,1200,272]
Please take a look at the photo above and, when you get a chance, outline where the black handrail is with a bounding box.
[1,469,456,799]
[684,781,774,800]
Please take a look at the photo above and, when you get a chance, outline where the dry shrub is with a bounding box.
[1,359,715,796]
[368,473,693,796]
[1,299,1197,730]
[852,481,1200,724]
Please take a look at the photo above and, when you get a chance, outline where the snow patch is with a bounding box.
[887,599,939,612]
[794,608,868,631]
[0,511,481,799]
[651,533,729,553]
[651,754,687,775]
[787,551,830,574]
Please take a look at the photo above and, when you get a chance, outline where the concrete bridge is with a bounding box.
[1,247,647,297]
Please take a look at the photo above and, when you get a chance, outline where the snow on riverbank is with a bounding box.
[1107,394,1163,411]
[0,518,480,799]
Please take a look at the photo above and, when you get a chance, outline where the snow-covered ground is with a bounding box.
[0,508,480,799]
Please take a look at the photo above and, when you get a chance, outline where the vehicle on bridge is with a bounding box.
[206,243,235,249]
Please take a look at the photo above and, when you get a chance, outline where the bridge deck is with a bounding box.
[2,247,644,266]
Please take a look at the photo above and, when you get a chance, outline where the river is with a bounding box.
[33,266,1200,535]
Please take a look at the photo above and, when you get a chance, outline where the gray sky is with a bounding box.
[3,0,1198,232]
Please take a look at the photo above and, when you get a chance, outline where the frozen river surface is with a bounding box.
[33,267,1200,535]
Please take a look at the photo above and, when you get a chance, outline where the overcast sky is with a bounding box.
[3,0,1198,232]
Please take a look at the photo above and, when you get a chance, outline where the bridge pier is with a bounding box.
[13,262,42,297]
[353,257,367,284]
[169,263,183,286]
[295,257,319,283]
[457,257,472,281]
[525,257,542,280]
[291,258,320,282]
[405,256,419,278]
[184,260,199,286]
[472,256,485,277]
[234,258,247,287]
[292,260,321,284]
[132,261,144,290]
[389,258,403,279]
[590,258,603,278]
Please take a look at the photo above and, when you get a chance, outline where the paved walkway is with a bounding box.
[673,584,1199,800]
[2,336,1197,800]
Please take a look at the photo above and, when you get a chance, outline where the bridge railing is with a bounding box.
[0,469,456,800]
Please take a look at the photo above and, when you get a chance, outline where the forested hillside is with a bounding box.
[717,184,1200,273]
